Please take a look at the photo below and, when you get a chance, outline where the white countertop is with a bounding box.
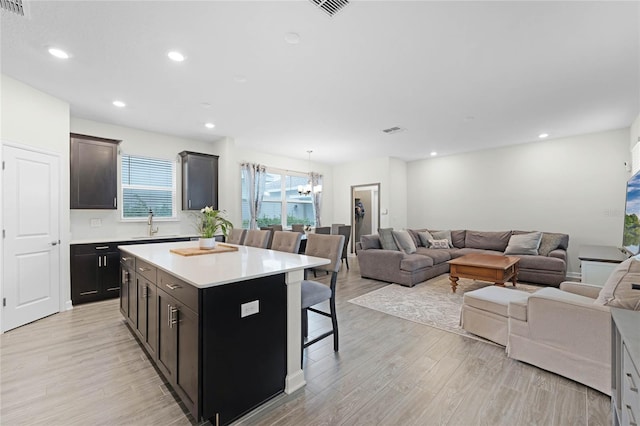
[71,234,199,245]
[119,241,330,288]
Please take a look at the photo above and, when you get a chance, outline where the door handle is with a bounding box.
[50,241,58,246]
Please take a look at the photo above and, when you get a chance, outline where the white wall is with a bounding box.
[406,128,631,275]
[331,156,409,251]
[1,74,71,315]
[69,117,227,241]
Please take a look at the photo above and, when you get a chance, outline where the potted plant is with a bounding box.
[195,207,233,249]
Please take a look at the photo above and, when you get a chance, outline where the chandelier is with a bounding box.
[297,150,322,196]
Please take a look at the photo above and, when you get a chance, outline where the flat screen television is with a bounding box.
[623,171,640,255]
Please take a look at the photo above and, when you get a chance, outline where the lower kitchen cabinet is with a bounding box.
[71,243,120,304]
[137,276,157,357]
[72,237,192,306]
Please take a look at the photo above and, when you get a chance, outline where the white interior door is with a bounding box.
[2,144,60,331]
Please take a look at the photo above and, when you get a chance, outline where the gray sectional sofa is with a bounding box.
[356,229,569,287]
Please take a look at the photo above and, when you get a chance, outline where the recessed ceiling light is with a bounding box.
[539,133,549,139]
[205,123,215,129]
[284,32,300,44]
[48,48,69,59]
[233,75,247,83]
[201,102,212,109]
[112,100,126,108]
[430,151,438,156]
[167,51,185,62]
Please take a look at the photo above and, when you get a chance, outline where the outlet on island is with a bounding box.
[90,218,102,227]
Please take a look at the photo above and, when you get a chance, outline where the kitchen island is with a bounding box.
[118,241,329,425]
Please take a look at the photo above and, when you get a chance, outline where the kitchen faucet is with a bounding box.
[147,209,159,236]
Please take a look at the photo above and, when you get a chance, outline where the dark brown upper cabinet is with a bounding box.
[70,133,120,209]
[179,151,219,210]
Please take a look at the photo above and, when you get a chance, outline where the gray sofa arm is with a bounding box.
[548,249,567,262]
[357,249,407,282]
[559,281,602,299]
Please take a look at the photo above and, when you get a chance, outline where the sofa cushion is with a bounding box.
[538,232,567,256]
[406,228,428,247]
[450,248,503,258]
[378,228,399,251]
[504,232,542,255]
[415,247,452,264]
[465,230,511,251]
[360,234,381,250]
[429,239,450,249]
[516,255,566,272]
[595,257,640,310]
[392,230,417,254]
[418,231,435,247]
[451,230,466,248]
[431,230,454,248]
[400,254,433,271]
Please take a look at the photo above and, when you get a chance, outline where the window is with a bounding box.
[241,169,315,228]
[121,155,176,219]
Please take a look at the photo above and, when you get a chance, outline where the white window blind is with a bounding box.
[122,155,176,219]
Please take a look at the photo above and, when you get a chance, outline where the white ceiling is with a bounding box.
[1,1,639,164]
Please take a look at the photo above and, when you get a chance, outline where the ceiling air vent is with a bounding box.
[382,127,406,135]
[0,0,27,16]
[309,0,350,17]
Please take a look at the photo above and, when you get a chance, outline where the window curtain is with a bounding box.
[310,172,323,227]
[241,163,266,229]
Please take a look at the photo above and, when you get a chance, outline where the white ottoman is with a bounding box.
[461,286,531,345]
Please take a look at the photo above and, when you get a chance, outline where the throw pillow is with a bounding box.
[538,233,566,256]
[464,230,512,251]
[392,230,417,254]
[594,257,640,310]
[378,228,399,251]
[429,239,450,249]
[418,231,435,247]
[504,232,543,255]
[360,234,381,250]
[431,230,454,248]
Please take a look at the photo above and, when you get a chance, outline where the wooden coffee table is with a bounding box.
[447,253,520,293]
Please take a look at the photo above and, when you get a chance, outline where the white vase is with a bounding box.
[199,237,216,250]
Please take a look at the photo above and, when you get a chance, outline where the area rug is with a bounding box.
[348,275,541,343]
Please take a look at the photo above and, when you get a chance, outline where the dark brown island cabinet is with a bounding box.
[179,151,219,210]
[70,133,120,209]
[119,249,288,425]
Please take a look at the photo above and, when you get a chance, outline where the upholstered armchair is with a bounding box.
[507,256,640,396]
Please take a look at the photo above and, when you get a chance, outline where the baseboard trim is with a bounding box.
[566,272,581,280]
[63,300,74,311]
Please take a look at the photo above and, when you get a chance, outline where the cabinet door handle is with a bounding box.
[142,286,148,298]
[170,306,179,328]
[80,290,98,296]
[114,197,117,208]
[122,270,128,283]
[627,373,638,392]
[167,304,171,327]
[98,256,102,267]
[138,267,150,272]
[121,256,130,262]
[104,255,107,267]
[165,283,181,290]
[95,246,109,250]
[106,287,119,292]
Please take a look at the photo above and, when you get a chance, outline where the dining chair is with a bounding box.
[331,223,345,235]
[336,225,352,270]
[301,233,345,357]
[270,231,302,254]
[315,226,331,235]
[226,228,246,245]
[243,230,271,249]
[271,224,283,231]
[291,224,305,233]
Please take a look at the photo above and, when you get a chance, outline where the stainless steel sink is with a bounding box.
[130,234,180,240]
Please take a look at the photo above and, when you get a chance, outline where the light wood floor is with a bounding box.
[1,258,610,425]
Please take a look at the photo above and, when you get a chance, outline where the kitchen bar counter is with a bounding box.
[118,241,329,425]
[119,240,328,288]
